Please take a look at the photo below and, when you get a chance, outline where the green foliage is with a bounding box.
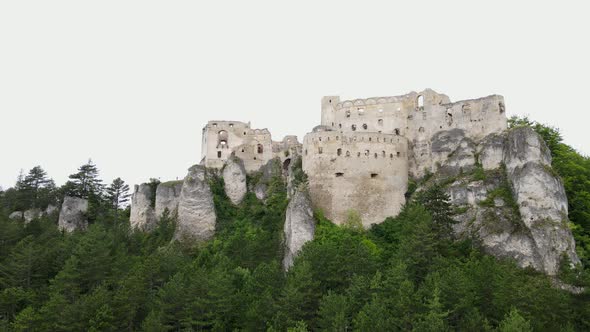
[0,159,589,331]
[498,308,533,332]
[64,159,104,199]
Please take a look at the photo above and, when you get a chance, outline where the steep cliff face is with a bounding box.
[283,188,315,270]
[222,157,247,205]
[417,127,580,276]
[58,196,88,232]
[175,165,217,243]
[130,183,157,231]
[155,181,183,218]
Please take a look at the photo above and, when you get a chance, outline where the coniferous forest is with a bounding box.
[1,118,590,331]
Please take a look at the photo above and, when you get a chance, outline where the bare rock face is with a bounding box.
[58,196,88,232]
[45,204,58,215]
[504,127,579,275]
[283,188,315,271]
[23,208,41,223]
[130,184,157,231]
[155,181,183,218]
[222,157,247,205]
[175,165,217,243]
[433,127,580,276]
[9,211,23,221]
[478,133,505,170]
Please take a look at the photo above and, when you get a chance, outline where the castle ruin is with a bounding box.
[201,89,508,227]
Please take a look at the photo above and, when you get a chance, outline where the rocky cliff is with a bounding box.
[222,157,247,205]
[416,127,580,275]
[155,181,183,218]
[58,196,88,232]
[130,183,157,231]
[283,188,315,270]
[175,165,217,243]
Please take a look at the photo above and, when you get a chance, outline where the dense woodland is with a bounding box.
[1,117,590,331]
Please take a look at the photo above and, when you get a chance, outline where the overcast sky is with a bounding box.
[1,1,588,189]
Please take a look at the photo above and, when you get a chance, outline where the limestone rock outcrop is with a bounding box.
[426,127,580,275]
[45,204,58,215]
[175,165,217,243]
[23,208,41,223]
[9,211,23,221]
[155,181,183,218]
[283,188,315,270]
[222,157,247,205]
[130,184,157,231]
[504,127,578,275]
[58,196,88,232]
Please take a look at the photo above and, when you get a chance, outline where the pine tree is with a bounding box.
[21,166,51,209]
[105,178,130,210]
[498,308,533,332]
[65,159,104,199]
[414,184,455,239]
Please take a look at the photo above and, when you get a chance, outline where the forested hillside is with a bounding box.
[1,118,589,331]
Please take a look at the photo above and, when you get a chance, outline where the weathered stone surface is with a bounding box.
[130,184,157,231]
[45,204,58,215]
[155,181,183,218]
[254,183,267,200]
[504,127,579,275]
[442,127,580,276]
[448,176,544,272]
[223,157,247,205]
[175,165,217,243]
[58,196,88,232]
[478,133,505,170]
[23,208,41,223]
[283,188,315,270]
[9,211,23,221]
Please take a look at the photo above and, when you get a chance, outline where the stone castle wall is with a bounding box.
[302,129,408,227]
[201,120,299,173]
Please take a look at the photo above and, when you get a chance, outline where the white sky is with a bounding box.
[1,1,589,189]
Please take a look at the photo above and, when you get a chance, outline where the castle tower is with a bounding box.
[303,94,414,227]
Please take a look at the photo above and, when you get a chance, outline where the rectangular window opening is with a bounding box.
[371,173,378,178]
[335,172,344,178]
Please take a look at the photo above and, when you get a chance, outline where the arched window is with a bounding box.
[257,144,264,154]
[337,148,342,156]
[217,151,222,158]
[390,153,394,159]
[378,119,383,126]
[374,153,378,158]
[346,151,351,157]
[319,147,323,154]
[417,95,424,109]
[362,124,368,130]
[382,151,386,157]
[419,127,425,133]
[365,150,370,156]
[345,110,351,118]
[394,128,400,135]
[218,130,229,148]
[351,124,357,131]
